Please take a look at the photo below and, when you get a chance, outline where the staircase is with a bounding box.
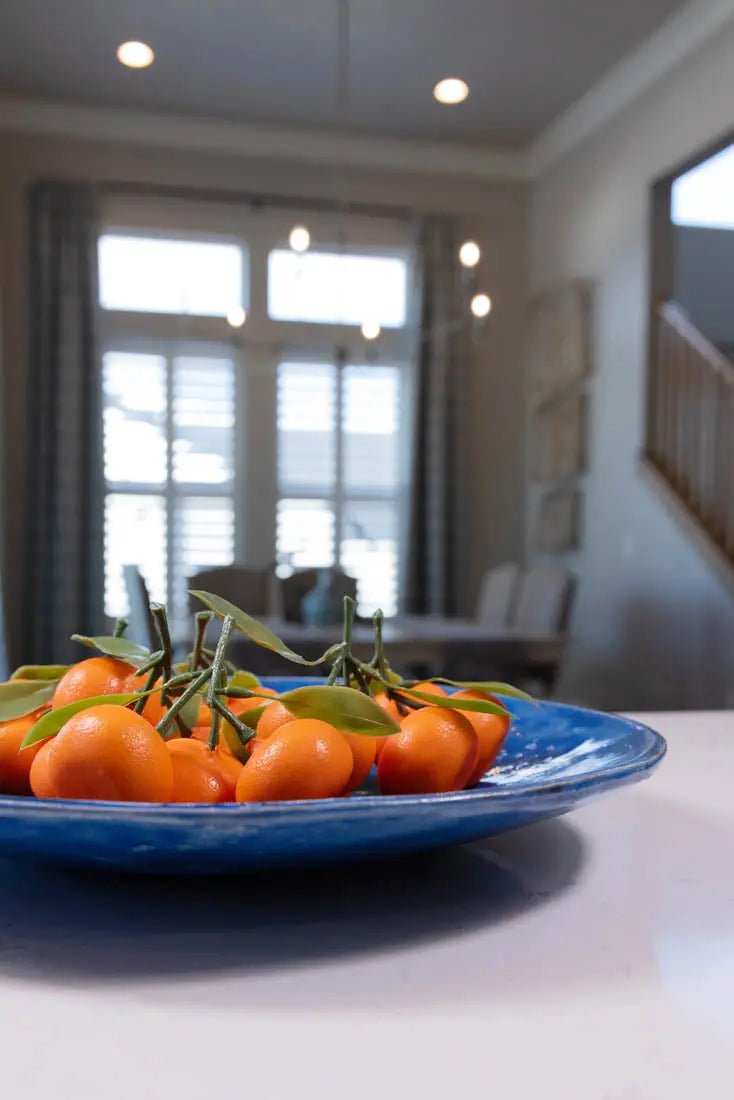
[644,300,734,576]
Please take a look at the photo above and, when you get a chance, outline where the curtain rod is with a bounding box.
[98,180,418,223]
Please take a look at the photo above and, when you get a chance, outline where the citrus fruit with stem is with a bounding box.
[236,718,353,802]
[212,750,244,799]
[452,689,510,785]
[167,738,229,803]
[52,657,135,709]
[373,690,402,759]
[45,704,173,802]
[255,698,295,741]
[29,740,55,798]
[378,706,478,794]
[0,714,45,795]
[343,732,376,791]
[403,680,448,701]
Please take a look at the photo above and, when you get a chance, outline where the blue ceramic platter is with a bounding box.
[0,679,665,873]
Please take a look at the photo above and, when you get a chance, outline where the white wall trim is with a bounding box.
[524,0,734,178]
[0,95,525,181]
[2,0,732,184]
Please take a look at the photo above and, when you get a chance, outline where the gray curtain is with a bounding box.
[23,181,104,663]
[406,217,472,616]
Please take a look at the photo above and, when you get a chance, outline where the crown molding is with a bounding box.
[523,0,734,178]
[0,95,525,181]
[2,0,731,186]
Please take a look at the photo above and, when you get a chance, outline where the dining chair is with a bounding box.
[474,562,520,628]
[512,562,576,635]
[122,565,157,649]
[187,565,272,617]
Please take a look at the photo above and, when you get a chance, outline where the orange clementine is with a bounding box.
[343,732,376,792]
[168,734,243,797]
[378,706,478,795]
[0,715,45,795]
[212,751,244,800]
[373,691,402,760]
[236,719,353,802]
[452,689,510,786]
[29,740,55,798]
[374,690,402,721]
[256,699,295,741]
[52,657,135,709]
[404,680,448,701]
[124,671,168,725]
[167,738,228,803]
[46,704,173,802]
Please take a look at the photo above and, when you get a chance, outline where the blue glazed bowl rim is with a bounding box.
[0,700,666,817]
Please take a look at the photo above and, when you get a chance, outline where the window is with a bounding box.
[98,205,414,629]
[276,361,404,617]
[268,250,408,327]
[103,351,235,630]
[671,144,734,229]
[99,234,244,315]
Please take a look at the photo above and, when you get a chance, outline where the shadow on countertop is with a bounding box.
[0,818,586,986]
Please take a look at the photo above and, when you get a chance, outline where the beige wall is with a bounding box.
[0,131,527,662]
[529,21,734,709]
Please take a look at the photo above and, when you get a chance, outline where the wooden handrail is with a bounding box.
[657,301,734,383]
[646,300,734,564]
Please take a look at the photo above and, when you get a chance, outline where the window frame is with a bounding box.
[275,351,413,616]
[101,337,239,626]
[97,196,417,624]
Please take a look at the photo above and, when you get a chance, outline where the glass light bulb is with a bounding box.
[459,240,480,267]
[433,78,469,105]
[289,225,310,253]
[471,293,491,318]
[116,41,155,68]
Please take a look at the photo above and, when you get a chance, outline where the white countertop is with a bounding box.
[1,710,732,1099]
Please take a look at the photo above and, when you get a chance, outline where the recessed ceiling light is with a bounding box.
[289,225,310,253]
[470,292,491,319]
[433,78,469,105]
[459,240,481,267]
[226,306,247,328]
[116,41,155,69]
[361,320,381,341]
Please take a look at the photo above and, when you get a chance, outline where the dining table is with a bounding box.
[227,614,565,680]
[0,709,732,1099]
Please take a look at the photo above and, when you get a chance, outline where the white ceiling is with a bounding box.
[0,0,691,146]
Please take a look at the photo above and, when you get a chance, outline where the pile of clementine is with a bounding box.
[0,654,511,804]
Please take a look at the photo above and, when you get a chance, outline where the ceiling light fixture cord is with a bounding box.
[334,0,352,252]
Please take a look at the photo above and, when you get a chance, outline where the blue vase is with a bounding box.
[301,569,345,626]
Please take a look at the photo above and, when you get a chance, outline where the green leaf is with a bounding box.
[190,591,334,667]
[20,690,156,749]
[177,693,203,733]
[431,679,534,702]
[0,680,57,721]
[10,664,70,682]
[232,702,269,730]
[71,634,150,667]
[219,721,252,763]
[395,687,511,718]
[226,669,261,692]
[278,685,401,735]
